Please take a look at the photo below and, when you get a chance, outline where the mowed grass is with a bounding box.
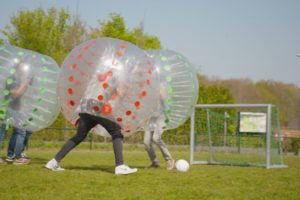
[0,145,299,200]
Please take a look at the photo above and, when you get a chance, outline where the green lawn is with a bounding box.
[0,146,299,200]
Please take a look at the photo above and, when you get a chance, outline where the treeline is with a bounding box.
[199,75,300,127]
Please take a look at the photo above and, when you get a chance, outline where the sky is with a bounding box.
[1,0,300,86]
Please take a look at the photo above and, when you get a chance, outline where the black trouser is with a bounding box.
[55,113,124,166]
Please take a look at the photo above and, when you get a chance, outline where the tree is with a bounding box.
[197,84,235,104]
[89,13,161,50]
[2,7,86,64]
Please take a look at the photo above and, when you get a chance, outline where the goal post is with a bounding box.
[190,104,287,168]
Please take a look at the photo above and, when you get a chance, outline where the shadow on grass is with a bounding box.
[65,164,146,174]
[29,157,49,164]
[66,165,114,173]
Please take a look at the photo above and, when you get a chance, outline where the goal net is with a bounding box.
[190,104,286,168]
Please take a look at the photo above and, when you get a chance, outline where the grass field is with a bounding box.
[0,144,299,200]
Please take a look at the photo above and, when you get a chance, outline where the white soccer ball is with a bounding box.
[175,159,190,172]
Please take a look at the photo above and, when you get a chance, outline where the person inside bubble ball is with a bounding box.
[0,61,33,165]
[46,79,137,175]
[143,88,175,170]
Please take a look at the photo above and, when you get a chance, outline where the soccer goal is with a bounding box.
[190,104,287,168]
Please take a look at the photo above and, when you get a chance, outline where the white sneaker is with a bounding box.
[45,159,65,171]
[115,164,138,175]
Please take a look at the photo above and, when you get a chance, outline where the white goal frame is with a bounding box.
[189,104,287,169]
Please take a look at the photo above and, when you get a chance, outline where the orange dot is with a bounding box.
[98,73,107,82]
[68,75,74,82]
[103,83,109,89]
[83,46,90,50]
[69,100,75,106]
[76,54,82,60]
[126,110,132,116]
[140,90,147,98]
[134,101,140,109]
[117,117,123,122]
[102,103,112,115]
[117,51,123,57]
[68,88,73,95]
[93,106,100,112]
[146,79,151,85]
[98,95,103,101]
[148,69,152,75]
[72,64,77,70]
[106,70,113,77]
[120,44,126,49]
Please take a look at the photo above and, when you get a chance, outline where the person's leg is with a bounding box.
[96,116,124,166]
[54,113,96,162]
[11,128,30,165]
[96,116,137,174]
[0,123,8,164]
[7,128,19,159]
[144,129,159,167]
[0,123,8,150]
[152,129,174,170]
[21,131,32,158]
[46,113,97,171]
[13,128,27,159]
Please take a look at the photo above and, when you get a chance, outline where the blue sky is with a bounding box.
[1,0,300,86]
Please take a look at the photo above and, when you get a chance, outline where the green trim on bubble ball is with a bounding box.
[28,117,33,122]
[33,108,38,113]
[42,66,48,72]
[160,56,167,61]
[166,76,172,82]
[10,68,16,74]
[38,97,43,103]
[40,88,47,94]
[6,78,13,85]
[167,98,173,105]
[163,65,171,71]
[14,58,20,64]
[167,87,173,94]
[3,89,9,96]
[17,51,24,56]
[22,124,28,128]
[42,77,48,83]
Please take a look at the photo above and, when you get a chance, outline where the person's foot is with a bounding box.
[166,159,175,170]
[115,164,138,175]
[146,162,160,169]
[21,152,30,159]
[5,156,15,162]
[0,158,6,165]
[45,159,65,171]
[13,157,30,165]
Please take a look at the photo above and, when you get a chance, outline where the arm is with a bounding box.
[116,81,128,99]
[10,79,30,99]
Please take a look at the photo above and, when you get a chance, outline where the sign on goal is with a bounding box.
[190,104,286,168]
